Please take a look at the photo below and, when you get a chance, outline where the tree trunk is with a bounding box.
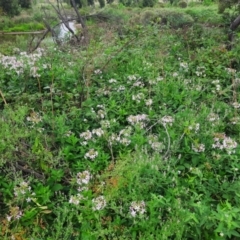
[227,15,240,50]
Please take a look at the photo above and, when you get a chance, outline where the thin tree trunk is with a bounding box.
[227,15,240,50]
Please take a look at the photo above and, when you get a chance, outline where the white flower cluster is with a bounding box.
[180,62,188,71]
[80,130,92,140]
[69,170,92,205]
[14,181,35,203]
[69,194,84,205]
[148,76,163,85]
[212,134,237,154]
[161,115,174,126]
[232,102,240,109]
[96,87,111,96]
[145,99,153,107]
[129,201,146,218]
[80,128,105,142]
[148,134,165,152]
[76,170,92,185]
[127,75,138,82]
[230,117,240,125]
[132,81,144,88]
[226,67,236,75]
[195,66,206,77]
[132,93,145,103]
[26,112,42,124]
[94,69,102,75]
[108,127,132,146]
[188,123,200,133]
[192,143,205,153]
[127,114,149,129]
[211,80,221,93]
[117,85,125,91]
[92,196,107,211]
[109,78,117,83]
[6,206,23,222]
[0,48,44,77]
[84,149,98,160]
[14,181,31,197]
[207,113,219,123]
[97,109,106,119]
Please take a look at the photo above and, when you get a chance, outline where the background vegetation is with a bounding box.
[1,0,240,239]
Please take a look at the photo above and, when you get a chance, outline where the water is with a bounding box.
[56,21,76,39]
[0,21,76,46]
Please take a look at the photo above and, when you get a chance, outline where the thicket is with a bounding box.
[0,0,31,16]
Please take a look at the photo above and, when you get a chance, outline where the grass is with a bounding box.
[2,23,45,32]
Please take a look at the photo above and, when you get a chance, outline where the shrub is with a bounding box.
[0,0,20,16]
[178,1,188,8]
[98,0,105,8]
[160,10,194,28]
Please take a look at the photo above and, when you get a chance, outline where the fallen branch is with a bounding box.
[0,89,7,105]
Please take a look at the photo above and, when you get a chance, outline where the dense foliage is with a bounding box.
[1,1,240,239]
[0,0,31,16]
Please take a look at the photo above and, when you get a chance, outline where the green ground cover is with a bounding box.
[1,2,240,239]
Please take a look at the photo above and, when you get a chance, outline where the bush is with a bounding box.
[19,0,31,8]
[0,0,20,16]
[178,1,188,8]
[160,10,194,28]
[98,0,105,8]
[119,0,157,7]
[141,0,157,7]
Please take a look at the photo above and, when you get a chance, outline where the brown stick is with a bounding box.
[0,89,7,105]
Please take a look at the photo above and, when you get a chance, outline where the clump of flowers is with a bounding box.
[69,194,84,205]
[145,99,153,107]
[188,123,200,133]
[0,48,44,77]
[147,134,165,152]
[127,74,138,82]
[26,112,42,124]
[161,115,174,126]
[148,76,163,85]
[108,130,131,146]
[80,130,92,140]
[232,102,240,109]
[195,66,206,77]
[92,128,105,137]
[127,114,149,129]
[84,149,98,160]
[69,170,92,205]
[14,181,31,197]
[230,117,240,125]
[92,196,107,211]
[132,93,145,103]
[192,143,205,153]
[212,133,237,154]
[129,201,146,218]
[76,171,92,185]
[179,62,188,71]
[6,206,23,222]
[207,113,219,123]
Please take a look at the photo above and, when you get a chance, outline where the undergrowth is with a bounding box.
[1,2,240,240]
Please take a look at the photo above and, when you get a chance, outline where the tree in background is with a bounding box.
[119,0,157,7]
[87,0,95,6]
[141,0,157,7]
[98,0,105,8]
[218,0,240,49]
[0,0,31,16]
[19,0,31,8]
[0,0,20,16]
